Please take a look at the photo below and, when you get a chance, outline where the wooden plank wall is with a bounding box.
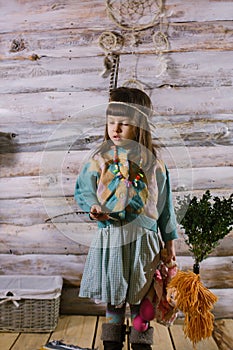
[0,0,232,317]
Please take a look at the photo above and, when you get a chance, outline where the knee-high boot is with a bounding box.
[129,326,154,350]
[101,323,126,350]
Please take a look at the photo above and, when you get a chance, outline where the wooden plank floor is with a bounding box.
[0,316,232,350]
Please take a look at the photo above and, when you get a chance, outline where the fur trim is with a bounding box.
[101,323,126,343]
[129,326,154,345]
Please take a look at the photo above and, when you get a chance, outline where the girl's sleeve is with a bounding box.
[156,163,178,242]
[74,160,100,212]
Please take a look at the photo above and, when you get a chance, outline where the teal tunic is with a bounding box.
[74,147,178,305]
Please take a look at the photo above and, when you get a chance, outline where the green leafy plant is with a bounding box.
[175,190,233,265]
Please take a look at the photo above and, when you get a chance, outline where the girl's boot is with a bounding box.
[129,326,154,350]
[101,323,126,350]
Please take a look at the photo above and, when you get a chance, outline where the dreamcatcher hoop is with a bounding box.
[98,31,124,52]
[106,0,163,31]
[122,78,145,91]
[153,31,169,52]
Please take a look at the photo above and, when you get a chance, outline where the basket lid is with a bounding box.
[0,275,63,299]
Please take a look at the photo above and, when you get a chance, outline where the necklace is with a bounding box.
[112,146,144,188]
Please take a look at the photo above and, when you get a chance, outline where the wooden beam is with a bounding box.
[0,253,232,289]
[0,166,232,200]
[0,223,232,257]
[60,287,233,319]
[1,147,233,178]
[1,52,233,94]
[0,1,233,35]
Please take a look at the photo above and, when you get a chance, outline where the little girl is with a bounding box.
[75,87,178,350]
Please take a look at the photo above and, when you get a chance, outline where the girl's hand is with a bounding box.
[165,240,176,263]
[90,204,110,221]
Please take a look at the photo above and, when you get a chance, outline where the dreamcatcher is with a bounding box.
[106,0,163,31]
[98,0,170,93]
[99,31,122,93]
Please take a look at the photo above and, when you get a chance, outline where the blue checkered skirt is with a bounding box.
[79,221,161,305]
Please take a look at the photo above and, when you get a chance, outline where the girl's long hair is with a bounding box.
[96,87,158,170]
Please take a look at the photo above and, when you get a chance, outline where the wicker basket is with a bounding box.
[0,275,63,332]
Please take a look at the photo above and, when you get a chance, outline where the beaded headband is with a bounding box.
[107,101,153,121]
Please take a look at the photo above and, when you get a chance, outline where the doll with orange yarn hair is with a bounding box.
[133,248,178,332]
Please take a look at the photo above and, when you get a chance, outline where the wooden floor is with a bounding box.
[0,315,232,350]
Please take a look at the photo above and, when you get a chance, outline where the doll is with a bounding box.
[133,249,178,331]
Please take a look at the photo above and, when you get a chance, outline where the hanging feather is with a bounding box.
[100,55,113,78]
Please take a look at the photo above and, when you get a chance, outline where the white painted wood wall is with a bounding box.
[0,0,232,317]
